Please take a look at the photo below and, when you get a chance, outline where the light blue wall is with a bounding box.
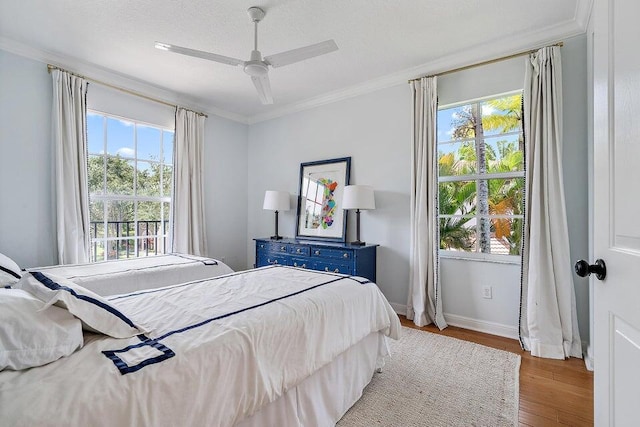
[0,50,55,267]
[247,34,590,342]
[247,85,412,306]
[0,49,250,271]
[0,34,590,343]
[436,55,525,335]
[561,35,590,343]
[204,115,248,270]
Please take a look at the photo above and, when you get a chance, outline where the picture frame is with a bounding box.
[296,157,351,242]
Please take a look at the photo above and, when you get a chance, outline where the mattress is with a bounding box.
[0,265,400,426]
[28,253,234,296]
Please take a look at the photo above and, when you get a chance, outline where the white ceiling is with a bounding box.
[0,0,591,123]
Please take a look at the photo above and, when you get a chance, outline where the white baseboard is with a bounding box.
[584,344,594,371]
[444,313,519,340]
[390,303,518,340]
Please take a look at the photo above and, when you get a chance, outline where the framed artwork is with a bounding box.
[296,157,351,242]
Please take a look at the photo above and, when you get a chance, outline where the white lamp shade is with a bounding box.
[263,190,290,211]
[342,185,375,210]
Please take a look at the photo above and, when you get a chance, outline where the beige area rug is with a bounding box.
[337,327,520,427]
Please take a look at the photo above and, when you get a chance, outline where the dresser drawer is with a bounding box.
[310,247,352,261]
[313,261,353,275]
[291,257,310,269]
[254,238,376,282]
[288,245,310,257]
[264,254,289,266]
[270,242,290,253]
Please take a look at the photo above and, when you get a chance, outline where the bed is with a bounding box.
[27,253,234,296]
[0,264,400,426]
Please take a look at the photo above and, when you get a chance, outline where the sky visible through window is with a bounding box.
[87,113,173,163]
[438,105,514,145]
[437,93,524,257]
[87,112,174,262]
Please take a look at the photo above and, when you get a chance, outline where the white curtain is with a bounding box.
[520,46,582,359]
[407,77,447,329]
[51,69,90,264]
[172,107,207,256]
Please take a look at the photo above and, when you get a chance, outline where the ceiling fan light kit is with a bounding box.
[155,6,338,105]
[244,51,268,77]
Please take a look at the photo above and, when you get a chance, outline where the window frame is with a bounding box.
[87,109,174,262]
[437,90,524,263]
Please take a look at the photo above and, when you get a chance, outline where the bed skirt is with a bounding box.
[238,332,388,427]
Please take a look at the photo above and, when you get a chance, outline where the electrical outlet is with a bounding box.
[482,285,492,299]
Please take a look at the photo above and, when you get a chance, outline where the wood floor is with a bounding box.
[399,316,594,426]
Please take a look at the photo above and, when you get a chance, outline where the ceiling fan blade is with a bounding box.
[251,74,273,105]
[264,40,338,68]
[155,42,245,67]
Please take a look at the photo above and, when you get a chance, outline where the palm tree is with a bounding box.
[487,142,524,254]
[451,104,490,252]
[485,94,524,152]
[438,151,477,250]
[438,180,476,250]
[484,95,524,254]
[439,93,524,253]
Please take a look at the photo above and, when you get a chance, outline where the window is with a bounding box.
[437,92,524,259]
[87,111,174,262]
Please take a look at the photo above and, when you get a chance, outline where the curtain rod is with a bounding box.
[47,64,208,118]
[408,41,564,83]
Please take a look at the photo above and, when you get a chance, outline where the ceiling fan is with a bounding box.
[155,6,338,105]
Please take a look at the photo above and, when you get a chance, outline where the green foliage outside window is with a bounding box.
[438,93,524,256]
[87,112,173,261]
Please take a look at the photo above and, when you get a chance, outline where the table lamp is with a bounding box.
[342,185,375,246]
[263,190,290,240]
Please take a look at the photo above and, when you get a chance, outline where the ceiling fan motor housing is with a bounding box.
[244,50,268,76]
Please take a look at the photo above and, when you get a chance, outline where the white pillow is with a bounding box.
[15,272,146,339]
[0,252,22,287]
[0,288,83,371]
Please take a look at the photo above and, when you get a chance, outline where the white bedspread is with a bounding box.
[29,253,234,296]
[0,266,400,426]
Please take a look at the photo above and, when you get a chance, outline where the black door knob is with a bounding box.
[575,259,607,281]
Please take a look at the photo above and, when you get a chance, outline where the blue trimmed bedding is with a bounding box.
[28,253,234,296]
[0,265,400,426]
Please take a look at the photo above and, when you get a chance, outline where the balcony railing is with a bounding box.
[89,220,170,261]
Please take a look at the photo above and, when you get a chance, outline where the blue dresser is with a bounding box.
[254,238,378,282]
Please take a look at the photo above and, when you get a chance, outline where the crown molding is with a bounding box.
[248,13,589,124]
[0,36,250,125]
[1,2,591,128]
[575,0,594,31]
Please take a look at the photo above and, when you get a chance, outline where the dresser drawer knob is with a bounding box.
[343,253,348,258]
[267,258,271,263]
[294,262,298,267]
[274,260,278,264]
[334,268,340,273]
[315,250,320,255]
[324,267,329,272]
[280,246,286,251]
[296,248,301,253]
[302,264,306,268]
[260,244,264,248]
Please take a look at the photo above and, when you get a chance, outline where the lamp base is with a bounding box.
[270,235,284,240]
[349,240,366,246]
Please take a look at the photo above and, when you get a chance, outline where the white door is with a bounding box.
[593,0,640,425]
